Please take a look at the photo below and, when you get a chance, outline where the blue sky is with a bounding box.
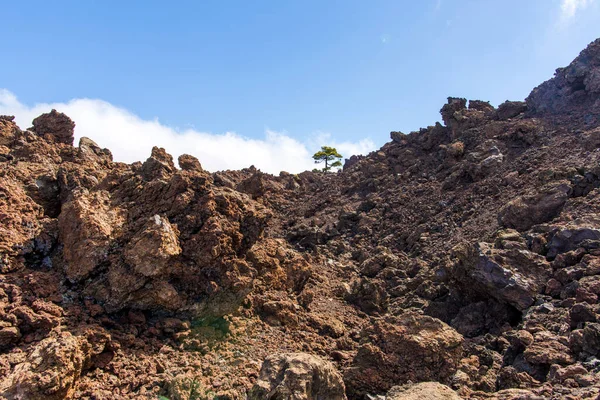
[1,0,599,172]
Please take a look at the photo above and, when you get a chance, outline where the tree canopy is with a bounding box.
[312,146,343,172]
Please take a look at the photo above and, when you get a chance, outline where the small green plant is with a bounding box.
[312,146,343,172]
[160,378,215,400]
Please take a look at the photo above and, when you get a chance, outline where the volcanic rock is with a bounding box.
[498,182,572,231]
[385,382,461,400]
[31,109,75,145]
[248,353,347,400]
[345,313,463,397]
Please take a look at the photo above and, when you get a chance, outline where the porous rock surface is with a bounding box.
[248,353,347,400]
[1,38,600,399]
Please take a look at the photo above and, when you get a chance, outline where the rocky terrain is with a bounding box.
[1,39,600,399]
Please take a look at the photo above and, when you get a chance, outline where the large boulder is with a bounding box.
[546,219,600,259]
[58,190,125,282]
[31,109,75,145]
[523,331,574,366]
[451,242,551,311]
[497,101,527,120]
[248,353,347,400]
[386,382,461,400]
[498,182,571,231]
[178,153,203,172]
[123,215,181,277]
[0,331,112,400]
[345,313,463,397]
[440,97,467,130]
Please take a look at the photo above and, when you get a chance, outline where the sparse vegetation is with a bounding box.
[312,146,343,172]
[161,377,215,400]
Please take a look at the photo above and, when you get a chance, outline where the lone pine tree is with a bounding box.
[312,146,343,172]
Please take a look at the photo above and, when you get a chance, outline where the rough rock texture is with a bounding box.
[527,38,600,127]
[0,330,112,400]
[345,313,463,397]
[1,38,600,400]
[178,153,203,172]
[451,241,551,310]
[31,109,75,145]
[248,353,347,400]
[497,101,528,121]
[386,382,461,400]
[498,182,572,231]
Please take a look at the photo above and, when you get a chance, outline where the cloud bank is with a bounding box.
[561,0,596,19]
[0,89,376,174]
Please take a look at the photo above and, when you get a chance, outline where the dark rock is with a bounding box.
[452,242,551,311]
[140,146,176,181]
[497,101,528,120]
[177,153,203,172]
[498,182,571,231]
[31,109,75,145]
[547,222,600,259]
[527,38,600,126]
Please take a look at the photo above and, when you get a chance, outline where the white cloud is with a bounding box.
[561,0,596,19]
[0,89,376,174]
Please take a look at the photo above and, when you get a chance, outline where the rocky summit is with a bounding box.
[1,39,600,400]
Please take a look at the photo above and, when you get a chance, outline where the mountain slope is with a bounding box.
[1,39,600,399]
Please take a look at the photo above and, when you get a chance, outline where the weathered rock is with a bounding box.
[440,97,467,129]
[58,191,124,281]
[469,100,496,114]
[345,313,463,397]
[78,137,112,163]
[248,353,347,400]
[497,101,528,120]
[498,182,572,231]
[581,323,600,356]
[1,332,91,399]
[385,382,461,400]
[452,242,551,310]
[0,177,44,272]
[0,115,18,146]
[178,153,203,172]
[546,220,600,259]
[140,146,176,181]
[343,154,365,170]
[31,109,75,145]
[345,277,389,314]
[527,38,600,126]
[390,131,406,143]
[523,331,574,366]
[124,215,181,277]
[0,326,21,350]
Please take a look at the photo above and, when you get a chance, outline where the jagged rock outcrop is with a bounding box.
[497,101,527,120]
[31,109,75,145]
[527,38,600,126]
[1,37,600,400]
